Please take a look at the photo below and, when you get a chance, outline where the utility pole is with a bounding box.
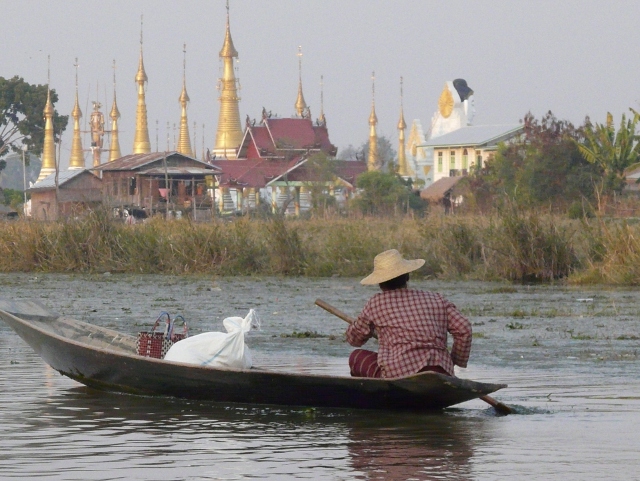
[21,146,28,207]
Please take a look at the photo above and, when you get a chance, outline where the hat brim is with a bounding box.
[360,258,425,285]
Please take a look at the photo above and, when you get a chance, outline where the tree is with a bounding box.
[338,136,397,172]
[353,171,421,215]
[300,152,338,213]
[361,136,397,172]
[577,109,640,195]
[0,76,68,173]
[466,111,602,212]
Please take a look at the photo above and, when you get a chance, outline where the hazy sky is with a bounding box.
[3,0,640,168]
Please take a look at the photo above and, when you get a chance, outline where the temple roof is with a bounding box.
[215,157,366,189]
[239,117,337,159]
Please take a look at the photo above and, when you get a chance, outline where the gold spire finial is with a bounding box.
[133,15,151,153]
[38,54,56,181]
[397,76,408,176]
[219,0,238,58]
[295,45,308,117]
[177,42,193,156]
[69,57,85,169]
[368,71,377,126]
[109,59,122,161]
[367,71,379,171]
[318,74,326,125]
[214,1,242,159]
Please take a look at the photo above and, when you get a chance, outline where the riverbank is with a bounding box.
[1,210,639,284]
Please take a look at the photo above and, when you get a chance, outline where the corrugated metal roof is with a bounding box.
[140,166,221,176]
[29,169,92,191]
[93,152,213,171]
[421,124,523,148]
[420,176,464,201]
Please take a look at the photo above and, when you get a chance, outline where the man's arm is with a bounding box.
[346,311,375,347]
[445,301,472,367]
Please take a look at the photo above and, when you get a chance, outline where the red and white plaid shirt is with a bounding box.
[346,288,472,378]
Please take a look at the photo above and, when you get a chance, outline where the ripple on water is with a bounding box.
[1,274,640,480]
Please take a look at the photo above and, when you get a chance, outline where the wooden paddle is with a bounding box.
[315,298,513,415]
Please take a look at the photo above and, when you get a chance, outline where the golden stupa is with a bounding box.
[397,77,409,177]
[294,46,308,117]
[177,44,194,157]
[133,17,151,154]
[68,58,85,170]
[213,1,243,159]
[109,60,122,162]
[367,72,379,172]
[37,59,57,182]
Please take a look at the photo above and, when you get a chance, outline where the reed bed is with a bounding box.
[1,209,639,284]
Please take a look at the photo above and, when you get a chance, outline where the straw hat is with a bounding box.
[360,249,425,285]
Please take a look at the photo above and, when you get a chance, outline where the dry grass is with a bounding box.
[1,208,639,284]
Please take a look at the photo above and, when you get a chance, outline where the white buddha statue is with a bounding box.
[427,79,474,140]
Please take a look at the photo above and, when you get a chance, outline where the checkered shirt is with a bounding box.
[346,288,472,378]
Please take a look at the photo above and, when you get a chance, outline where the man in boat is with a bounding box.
[346,249,472,378]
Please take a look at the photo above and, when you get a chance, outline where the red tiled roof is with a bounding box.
[215,158,300,188]
[265,118,317,149]
[248,126,276,157]
[215,158,366,189]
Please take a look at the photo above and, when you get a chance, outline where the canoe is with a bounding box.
[0,299,506,411]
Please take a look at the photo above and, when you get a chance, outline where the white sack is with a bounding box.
[164,310,258,369]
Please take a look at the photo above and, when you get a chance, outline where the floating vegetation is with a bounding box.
[280,330,329,339]
[506,321,528,330]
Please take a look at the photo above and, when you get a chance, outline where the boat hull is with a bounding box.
[0,300,506,411]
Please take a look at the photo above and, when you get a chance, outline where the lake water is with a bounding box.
[0,273,639,480]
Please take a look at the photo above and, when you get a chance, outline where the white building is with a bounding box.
[421,124,523,183]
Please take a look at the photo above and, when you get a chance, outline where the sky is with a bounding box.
[3,0,640,169]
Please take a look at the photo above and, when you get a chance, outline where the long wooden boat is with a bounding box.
[0,299,506,411]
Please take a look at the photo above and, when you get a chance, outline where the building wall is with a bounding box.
[432,147,495,182]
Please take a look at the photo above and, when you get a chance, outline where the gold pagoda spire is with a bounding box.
[38,56,56,182]
[294,46,308,117]
[397,76,408,177]
[133,15,151,154]
[214,0,242,160]
[177,43,193,157]
[367,71,379,171]
[109,60,122,161]
[318,74,326,125]
[69,58,85,170]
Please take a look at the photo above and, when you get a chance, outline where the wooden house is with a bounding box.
[93,152,222,219]
[29,169,102,220]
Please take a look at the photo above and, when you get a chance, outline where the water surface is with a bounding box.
[0,274,638,480]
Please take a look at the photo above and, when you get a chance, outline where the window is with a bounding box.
[462,149,468,170]
[438,152,443,173]
[450,150,456,170]
[476,150,482,166]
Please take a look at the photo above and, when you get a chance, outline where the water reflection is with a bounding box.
[346,414,477,480]
[9,384,489,480]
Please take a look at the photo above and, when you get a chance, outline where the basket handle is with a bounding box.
[151,311,172,338]
[170,315,188,338]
